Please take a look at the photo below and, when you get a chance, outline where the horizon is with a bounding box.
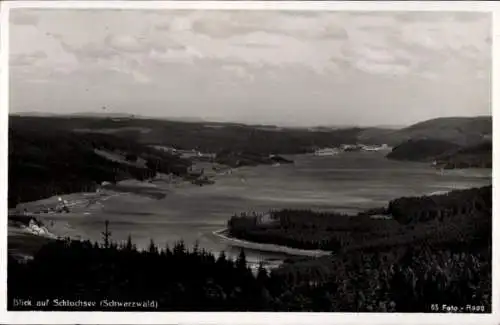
[8,111,492,130]
[10,10,492,127]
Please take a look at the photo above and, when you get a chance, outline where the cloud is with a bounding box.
[336,42,415,76]
[191,17,252,39]
[393,11,487,23]
[106,35,144,52]
[355,60,411,76]
[10,51,47,66]
[58,38,117,62]
[106,35,157,53]
[16,9,490,80]
[26,32,156,85]
[51,30,187,66]
[231,31,299,49]
[151,10,489,77]
[9,9,492,126]
[322,25,349,40]
[188,11,350,42]
[221,64,255,82]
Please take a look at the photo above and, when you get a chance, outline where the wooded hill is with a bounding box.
[382,116,491,167]
[11,115,491,154]
[359,116,491,146]
[228,186,491,252]
[8,125,191,208]
[386,139,492,168]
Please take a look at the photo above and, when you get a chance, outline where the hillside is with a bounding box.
[8,125,191,208]
[381,116,492,167]
[436,141,492,169]
[386,139,461,162]
[356,127,401,145]
[386,137,492,168]
[9,115,363,155]
[10,115,491,153]
[359,116,492,146]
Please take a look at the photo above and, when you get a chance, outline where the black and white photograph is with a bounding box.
[2,0,496,321]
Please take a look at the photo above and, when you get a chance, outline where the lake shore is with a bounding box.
[8,154,491,262]
[8,167,231,258]
[7,177,178,254]
[212,228,331,257]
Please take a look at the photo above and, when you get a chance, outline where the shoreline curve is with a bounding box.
[213,228,331,257]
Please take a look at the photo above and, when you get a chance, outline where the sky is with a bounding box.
[9,9,492,127]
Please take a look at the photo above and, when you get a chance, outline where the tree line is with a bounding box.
[227,186,491,252]
[388,186,491,224]
[8,233,276,311]
[8,212,491,312]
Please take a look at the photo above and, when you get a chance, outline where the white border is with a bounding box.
[0,0,9,323]
[1,1,499,324]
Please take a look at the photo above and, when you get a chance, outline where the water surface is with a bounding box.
[37,152,492,266]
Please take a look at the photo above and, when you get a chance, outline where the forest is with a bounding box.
[227,186,491,252]
[436,141,492,169]
[386,139,461,162]
[386,138,492,169]
[8,186,492,312]
[9,115,363,156]
[8,125,191,208]
[388,185,491,224]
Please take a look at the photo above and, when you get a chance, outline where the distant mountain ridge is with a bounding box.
[10,113,490,140]
[11,112,208,123]
[9,114,491,162]
[10,112,60,117]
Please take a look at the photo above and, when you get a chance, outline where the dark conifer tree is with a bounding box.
[257,262,269,284]
[193,240,200,254]
[216,251,227,265]
[125,235,134,251]
[173,240,186,255]
[102,220,111,248]
[236,248,247,271]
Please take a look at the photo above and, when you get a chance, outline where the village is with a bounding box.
[314,144,391,156]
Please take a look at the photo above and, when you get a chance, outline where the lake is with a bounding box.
[33,151,492,268]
